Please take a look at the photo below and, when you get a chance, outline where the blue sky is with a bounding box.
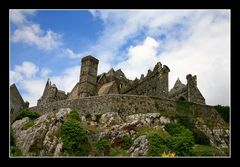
[10,10,230,107]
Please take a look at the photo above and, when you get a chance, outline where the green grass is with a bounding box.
[191,145,226,156]
[136,125,171,139]
[109,147,129,156]
[22,120,34,130]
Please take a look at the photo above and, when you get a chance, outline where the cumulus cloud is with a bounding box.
[89,10,230,106]
[116,37,159,79]
[10,61,81,107]
[10,10,62,50]
[12,61,39,79]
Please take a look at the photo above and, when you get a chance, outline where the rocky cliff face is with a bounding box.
[11,108,229,157]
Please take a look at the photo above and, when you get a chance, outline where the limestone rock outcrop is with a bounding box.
[11,108,71,156]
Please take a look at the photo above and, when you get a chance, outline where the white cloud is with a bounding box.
[20,79,46,106]
[10,61,82,107]
[40,68,52,78]
[116,37,159,79]
[63,48,82,59]
[9,9,35,25]
[14,61,39,79]
[107,10,230,106]
[51,66,80,93]
[10,10,62,50]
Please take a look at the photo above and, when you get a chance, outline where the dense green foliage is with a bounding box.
[169,129,194,156]
[148,133,170,156]
[176,115,210,145]
[122,136,133,149]
[14,109,40,122]
[96,138,111,156]
[214,105,229,123]
[164,122,194,156]
[60,109,90,156]
[10,146,22,156]
[61,120,90,156]
[68,109,80,121]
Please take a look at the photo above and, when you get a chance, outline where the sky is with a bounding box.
[9,9,230,107]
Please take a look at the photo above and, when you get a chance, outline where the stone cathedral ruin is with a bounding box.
[37,55,205,106]
[10,55,206,122]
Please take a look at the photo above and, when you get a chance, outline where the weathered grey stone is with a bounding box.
[159,116,171,124]
[128,135,148,157]
[11,108,70,156]
[99,112,123,127]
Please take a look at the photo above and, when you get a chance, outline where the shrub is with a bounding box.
[176,115,210,145]
[122,136,133,149]
[165,122,194,156]
[214,105,229,123]
[69,109,80,121]
[96,138,111,156]
[165,122,186,136]
[148,133,170,156]
[14,109,40,122]
[169,129,194,156]
[60,120,90,156]
[10,146,22,156]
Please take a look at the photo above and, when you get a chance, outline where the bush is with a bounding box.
[165,122,194,156]
[148,133,170,156]
[10,146,22,156]
[69,109,80,121]
[14,109,40,122]
[165,122,186,136]
[214,105,229,123]
[169,129,194,156]
[176,115,210,145]
[122,136,133,149]
[96,138,111,156]
[60,120,90,156]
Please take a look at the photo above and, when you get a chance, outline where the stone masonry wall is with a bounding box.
[29,94,215,120]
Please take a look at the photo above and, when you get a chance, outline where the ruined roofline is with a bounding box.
[121,62,170,93]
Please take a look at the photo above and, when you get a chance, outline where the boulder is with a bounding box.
[128,135,148,156]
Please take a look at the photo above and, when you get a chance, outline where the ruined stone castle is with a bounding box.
[37,55,205,107]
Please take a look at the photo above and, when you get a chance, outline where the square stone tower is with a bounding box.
[78,55,99,97]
